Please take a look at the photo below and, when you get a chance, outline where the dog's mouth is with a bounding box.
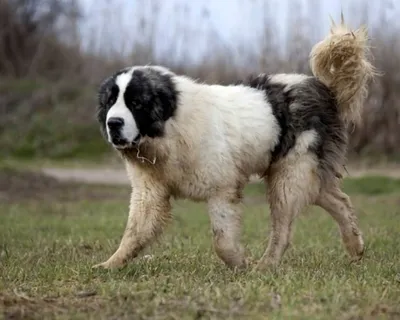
[111,134,141,150]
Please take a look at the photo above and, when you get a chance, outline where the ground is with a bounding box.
[38,163,400,185]
[1,164,400,319]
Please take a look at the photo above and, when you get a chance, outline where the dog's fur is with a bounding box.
[93,17,376,270]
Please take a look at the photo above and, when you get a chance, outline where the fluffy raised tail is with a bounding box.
[310,14,376,126]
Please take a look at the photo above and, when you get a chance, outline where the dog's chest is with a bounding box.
[165,154,237,201]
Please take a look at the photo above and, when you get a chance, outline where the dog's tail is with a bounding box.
[310,13,376,126]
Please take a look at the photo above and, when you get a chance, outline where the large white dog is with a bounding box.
[93,17,376,271]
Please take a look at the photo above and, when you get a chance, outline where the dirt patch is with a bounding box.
[1,291,108,320]
[0,167,129,203]
[40,164,400,187]
[41,167,130,185]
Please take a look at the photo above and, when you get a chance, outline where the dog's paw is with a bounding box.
[91,262,108,270]
[91,259,126,270]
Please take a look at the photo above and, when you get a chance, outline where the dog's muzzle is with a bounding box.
[107,117,140,148]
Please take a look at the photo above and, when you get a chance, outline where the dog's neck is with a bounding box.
[118,137,169,169]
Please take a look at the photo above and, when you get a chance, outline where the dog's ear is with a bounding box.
[96,76,117,138]
[97,76,117,108]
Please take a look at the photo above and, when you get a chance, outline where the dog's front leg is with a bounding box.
[208,193,247,270]
[93,179,171,270]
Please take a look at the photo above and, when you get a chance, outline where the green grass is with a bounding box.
[1,176,400,319]
[0,111,110,160]
[0,78,111,160]
[342,176,400,195]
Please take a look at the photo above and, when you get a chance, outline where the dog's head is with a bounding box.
[96,66,178,150]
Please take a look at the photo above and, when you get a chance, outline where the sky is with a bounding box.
[75,0,395,64]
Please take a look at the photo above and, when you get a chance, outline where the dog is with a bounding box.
[93,16,376,271]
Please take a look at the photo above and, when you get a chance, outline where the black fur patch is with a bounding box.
[238,74,348,179]
[124,68,178,138]
[96,67,178,140]
[244,75,297,162]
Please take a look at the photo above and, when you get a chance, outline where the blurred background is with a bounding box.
[1,0,399,164]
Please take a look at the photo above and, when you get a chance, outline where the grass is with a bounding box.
[0,78,111,160]
[1,174,400,319]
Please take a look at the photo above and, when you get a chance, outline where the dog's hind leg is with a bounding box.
[316,180,364,261]
[92,176,171,270]
[256,153,320,270]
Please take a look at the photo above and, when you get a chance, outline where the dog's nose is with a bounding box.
[107,117,124,130]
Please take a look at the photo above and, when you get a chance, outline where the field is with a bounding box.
[1,167,400,319]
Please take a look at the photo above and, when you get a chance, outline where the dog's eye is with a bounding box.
[130,101,142,110]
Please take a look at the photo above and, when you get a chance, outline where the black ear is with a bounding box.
[96,76,117,138]
[98,76,118,108]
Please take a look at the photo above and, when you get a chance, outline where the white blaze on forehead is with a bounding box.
[106,68,139,144]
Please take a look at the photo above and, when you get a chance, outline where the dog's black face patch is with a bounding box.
[123,68,178,138]
[96,67,179,145]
